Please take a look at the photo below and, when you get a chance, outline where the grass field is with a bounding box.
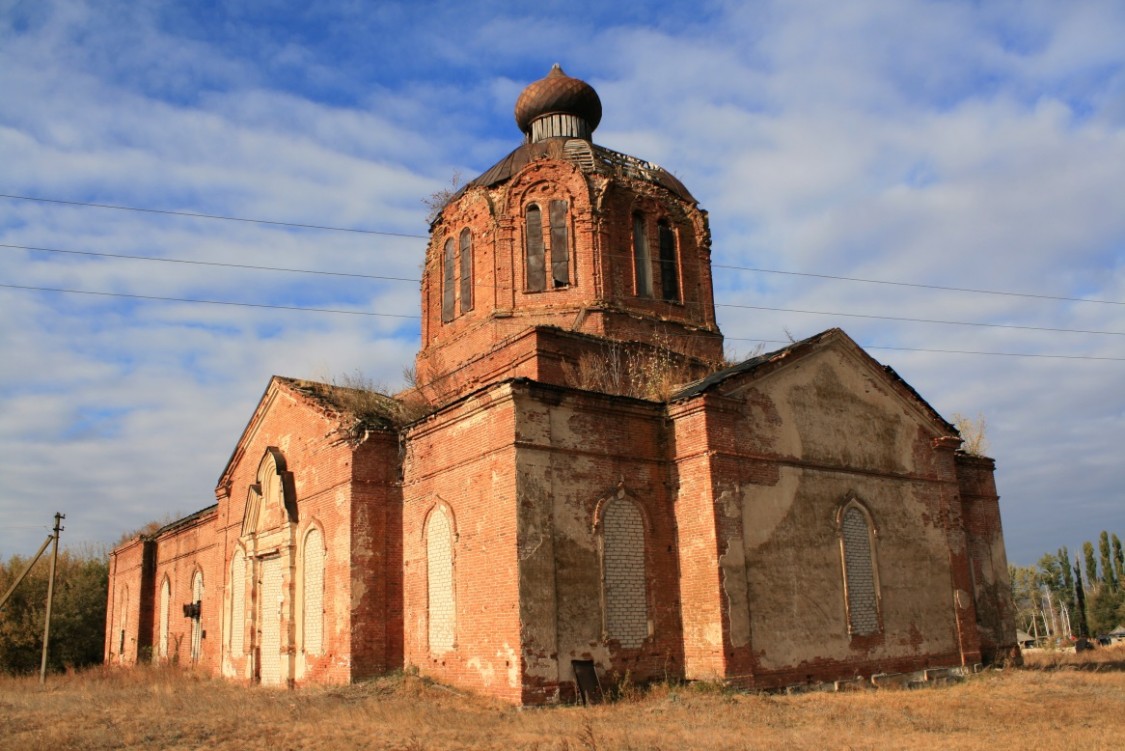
[1,647,1123,750]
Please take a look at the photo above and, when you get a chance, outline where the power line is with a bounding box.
[712,264,1125,307]
[6,191,1121,308]
[3,283,1120,362]
[0,193,429,240]
[0,284,421,319]
[2,243,419,283]
[4,277,1122,338]
[722,337,1125,362]
[715,302,1125,337]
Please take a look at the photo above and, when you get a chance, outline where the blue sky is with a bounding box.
[1,0,1123,567]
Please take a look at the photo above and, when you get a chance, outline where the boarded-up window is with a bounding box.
[230,549,245,656]
[442,237,456,322]
[549,200,569,287]
[259,556,284,685]
[525,205,545,292]
[159,578,170,659]
[190,571,204,663]
[304,527,325,656]
[459,229,473,314]
[841,507,879,635]
[658,221,680,302]
[427,506,455,655]
[632,213,652,297]
[602,499,648,648]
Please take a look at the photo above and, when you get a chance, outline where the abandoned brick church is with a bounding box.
[105,66,1019,703]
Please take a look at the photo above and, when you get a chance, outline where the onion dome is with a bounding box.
[514,64,602,143]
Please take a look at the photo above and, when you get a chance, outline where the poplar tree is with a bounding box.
[1073,557,1090,638]
[1113,533,1124,585]
[1083,541,1099,587]
[1099,531,1118,591]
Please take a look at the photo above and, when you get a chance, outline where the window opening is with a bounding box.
[304,528,325,656]
[230,549,245,655]
[190,571,204,663]
[658,221,680,302]
[459,229,473,314]
[159,578,170,659]
[525,205,546,292]
[549,200,569,287]
[841,506,879,635]
[442,237,456,322]
[427,506,455,655]
[602,499,648,648]
[632,213,652,297]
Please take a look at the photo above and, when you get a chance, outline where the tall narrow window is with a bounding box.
[190,571,204,663]
[426,506,455,655]
[602,499,648,648]
[458,229,473,313]
[840,505,880,636]
[304,527,325,656]
[441,237,456,322]
[159,577,170,660]
[525,205,545,292]
[658,220,680,302]
[632,213,652,297]
[230,549,245,655]
[549,200,569,287]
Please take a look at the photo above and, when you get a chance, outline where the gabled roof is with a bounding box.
[671,328,956,434]
[214,376,398,495]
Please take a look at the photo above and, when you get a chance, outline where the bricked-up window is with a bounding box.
[230,549,245,656]
[303,527,325,656]
[602,499,648,648]
[459,229,473,314]
[441,237,456,322]
[657,220,680,302]
[840,505,880,636]
[632,213,653,297]
[159,577,170,660]
[525,201,570,291]
[190,571,204,663]
[118,585,128,662]
[426,506,455,655]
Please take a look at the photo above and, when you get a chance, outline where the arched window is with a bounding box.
[525,200,569,291]
[632,212,652,297]
[601,498,648,648]
[229,549,246,656]
[442,237,456,322]
[839,503,880,636]
[426,506,455,655]
[190,571,204,663]
[657,220,680,302]
[303,527,325,656]
[459,229,473,314]
[158,577,170,660]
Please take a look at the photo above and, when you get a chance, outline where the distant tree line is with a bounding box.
[1010,530,1125,642]
[0,548,108,674]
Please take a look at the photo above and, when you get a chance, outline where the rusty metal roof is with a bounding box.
[462,138,695,202]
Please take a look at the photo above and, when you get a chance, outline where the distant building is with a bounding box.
[106,66,1019,703]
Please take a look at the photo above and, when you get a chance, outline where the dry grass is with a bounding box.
[2,650,1124,750]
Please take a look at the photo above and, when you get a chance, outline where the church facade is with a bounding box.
[105,66,1019,703]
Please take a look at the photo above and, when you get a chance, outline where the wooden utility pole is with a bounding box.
[39,512,64,684]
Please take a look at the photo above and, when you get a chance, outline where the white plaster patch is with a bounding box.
[468,656,496,686]
[742,467,799,551]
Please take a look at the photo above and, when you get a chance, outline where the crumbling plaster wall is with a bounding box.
[512,381,683,703]
[692,346,977,686]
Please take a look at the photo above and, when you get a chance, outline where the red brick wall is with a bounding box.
[957,453,1020,664]
[401,384,524,702]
